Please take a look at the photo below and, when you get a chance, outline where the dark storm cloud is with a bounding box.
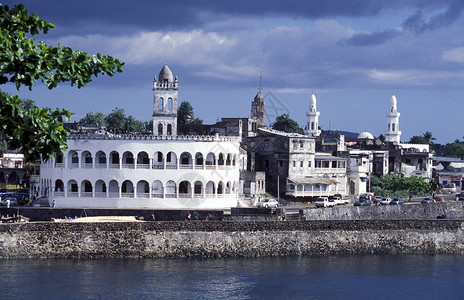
[403,0,464,33]
[7,0,455,36]
[343,0,464,46]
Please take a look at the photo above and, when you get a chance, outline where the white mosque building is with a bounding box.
[39,65,241,209]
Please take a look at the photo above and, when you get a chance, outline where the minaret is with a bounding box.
[251,68,265,125]
[304,93,321,137]
[152,64,178,136]
[384,94,401,144]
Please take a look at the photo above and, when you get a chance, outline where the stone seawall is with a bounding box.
[300,202,464,220]
[1,220,463,258]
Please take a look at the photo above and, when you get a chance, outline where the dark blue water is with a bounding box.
[1,255,463,299]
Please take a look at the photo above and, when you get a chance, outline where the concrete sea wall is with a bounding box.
[1,220,464,258]
[300,202,464,220]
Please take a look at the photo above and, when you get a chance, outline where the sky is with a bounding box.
[4,0,464,144]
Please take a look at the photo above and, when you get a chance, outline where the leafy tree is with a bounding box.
[177,101,203,125]
[408,135,428,144]
[105,107,126,134]
[79,112,106,128]
[271,114,303,134]
[370,173,431,200]
[0,4,123,162]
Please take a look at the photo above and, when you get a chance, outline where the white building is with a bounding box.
[304,93,321,137]
[384,94,401,144]
[39,65,241,209]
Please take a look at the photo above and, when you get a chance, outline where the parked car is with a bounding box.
[354,199,371,206]
[389,197,404,205]
[373,196,383,204]
[0,197,17,206]
[257,198,279,208]
[421,197,435,204]
[379,197,392,205]
[456,193,464,201]
[331,197,349,205]
[315,197,336,208]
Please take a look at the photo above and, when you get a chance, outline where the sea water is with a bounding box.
[1,255,464,299]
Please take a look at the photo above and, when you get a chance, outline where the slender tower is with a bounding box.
[152,64,178,136]
[384,94,401,144]
[251,68,265,125]
[304,93,321,137]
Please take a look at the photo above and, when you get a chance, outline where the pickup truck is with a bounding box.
[331,197,349,205]
[315,197,336,208]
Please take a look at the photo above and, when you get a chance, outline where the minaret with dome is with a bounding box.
[384,94,401,144]
[152,64,178,136]
[304,93,321,137]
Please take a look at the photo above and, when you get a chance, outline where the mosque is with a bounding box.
[39,65,242,209]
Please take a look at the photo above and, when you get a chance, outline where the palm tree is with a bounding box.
[422,131,436,144]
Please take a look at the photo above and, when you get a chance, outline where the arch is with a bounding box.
[121,180,134,197]
[158,123,163,136]
[232,154,236,166]
[167,124,172,136]
[81,150,92,166]
[137,151,150,168]
[226,154,232,166]
[136,180,150,198]
[226,181,231,194]
[218,153,225,165]
[180,152,192,169]
[152,180,164,198]
[167,97,173,110]
[55,153,64,167]
[122,151,134,168]
[68,150,79,168]
[194,181,203,197]
[54,179,64,196]
[165,180,176,198]
[109,180,119,197]
[109,151,119,168]
[166,151,177,169]
[392,123,396,131]
[96,151,107,168]
[159,97,164,110]
[217,181,224,195]
[153,151,163,168]
[95,180,107,197]
[67,179,78,197]
[81,180,93,197]
[195,152,204,169]
[179,181,191,198]
[206,153,216,168]
[206,181,215,195]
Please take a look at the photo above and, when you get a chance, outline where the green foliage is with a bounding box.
[177,101,203,125]
[271,114,303,134]
[408,131,436,145]
[0,91,71,162]
[370,174,432,200]
[104,107,126,134]
[79,112,105,127]
[0,4,124,162]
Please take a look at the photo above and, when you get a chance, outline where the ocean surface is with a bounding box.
[1,254,464,299]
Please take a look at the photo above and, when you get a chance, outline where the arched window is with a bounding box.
[392,123,396,132]
[159,97,164,110]
[311,121,315,130]
[168,97,173,110]
[167,124,172,135]
[158,123,163,136]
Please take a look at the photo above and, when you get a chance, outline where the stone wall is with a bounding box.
[0,220,463,258]
[300,202,464,220]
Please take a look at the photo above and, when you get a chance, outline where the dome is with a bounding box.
[158,64,173,83]
[390,94,397,107]
[358,131,374,139]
